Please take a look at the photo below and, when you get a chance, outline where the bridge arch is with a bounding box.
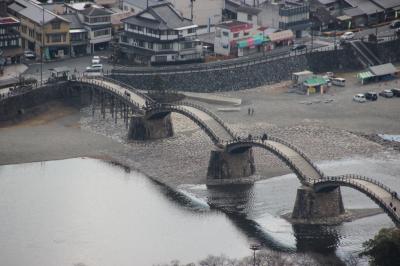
[225,139,325,185]
[144,104,223,146]
[313,175,400,226]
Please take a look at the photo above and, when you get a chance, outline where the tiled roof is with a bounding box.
[8,0,69,24]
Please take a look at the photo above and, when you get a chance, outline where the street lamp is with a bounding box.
[250,243,260,266]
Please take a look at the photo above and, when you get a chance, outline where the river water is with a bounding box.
[0,156,399,266]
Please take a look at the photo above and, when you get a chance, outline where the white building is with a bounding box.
[169,0,224,26]
[119,2,203,65]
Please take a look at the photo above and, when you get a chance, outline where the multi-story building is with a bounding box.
[0,16,23,66]
[119,2,202,65]
[214,20,267,57]
[61,13,88,57]
[65,2,113,53]
[171,0,224,27]
[8,0,70,60]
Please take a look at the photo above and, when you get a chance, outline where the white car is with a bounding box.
[341,31,355,40]
[353,93,366,103]
[92,56,100,64]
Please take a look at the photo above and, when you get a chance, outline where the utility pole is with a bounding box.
[190,0,196,21]
[41,6,44,85]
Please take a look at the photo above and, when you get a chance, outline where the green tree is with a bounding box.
[360,228,400,266]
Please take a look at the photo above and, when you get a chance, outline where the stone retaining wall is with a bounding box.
[111,48,362,92]
[364,38,400,63]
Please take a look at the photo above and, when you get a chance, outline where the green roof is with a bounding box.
[303,76,328,87]
[357,71,375,80]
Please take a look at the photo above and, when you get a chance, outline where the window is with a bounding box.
[155,55,167,62]
[52,22,60,30]
[28,29,34,38]
[222,31,229,37]
[244,32,249,36]
[47,33,62,43]
[121,35,128,43]
[36,33,42,42]
[90,16,110,24]
[233,33,239,38]
[182,42,193,49]
[247,14,252,21]
[160,43,173,50]
[137,26,143,32]
[0,28,4,34]
[137,40,144,47]
[148,42,153,49]
[216,29,221,37]
[21,25,27,33]
[188,28,196,34]
[222,44,229,49]
[94,28,110,37]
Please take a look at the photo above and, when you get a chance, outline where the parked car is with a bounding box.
[92,56,100,64]
[379,89,394,98]
[390,20,400,29]
[353,94,366,103]
[24,50,36,59]
[291,44,307,51]
[340,31,355,40]
[91,64,103,71]
[365,92,378,101]
[390,88,400,97]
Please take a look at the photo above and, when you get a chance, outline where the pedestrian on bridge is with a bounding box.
[248,108,251,116]
[261,133,268,143]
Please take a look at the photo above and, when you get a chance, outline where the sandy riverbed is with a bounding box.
[0,73,399,187]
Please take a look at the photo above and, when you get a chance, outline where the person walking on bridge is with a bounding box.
[261,133,268,143]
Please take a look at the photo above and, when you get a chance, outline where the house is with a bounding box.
[214,20,267,57]
[8,0,70,59]
[121,0,167,14]
[61,13,88,57]
[119,2,202,65]
[65,2,113,53]
[169,0,224,26]
[0,16,23,73]
[236,5,261,26]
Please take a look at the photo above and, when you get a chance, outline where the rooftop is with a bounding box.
[343,0,383,15]
[216,20,252,30]
[0,17,20,25]
[237,6,262,15]
[123,0,168,9]
[8,0,68,25]
[122,3,194,30]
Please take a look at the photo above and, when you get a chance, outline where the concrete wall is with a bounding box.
[112,48,362,92]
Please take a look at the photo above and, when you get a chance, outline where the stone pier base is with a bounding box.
[127,113,173,140]
[291,186,345,222]
[207,148,255,184]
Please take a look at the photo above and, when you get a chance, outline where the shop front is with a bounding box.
[236,34,269,57]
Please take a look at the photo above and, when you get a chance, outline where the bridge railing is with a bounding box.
[223,139,309,184]
[78,78,144,113]
[335,174,395,195]
[147,103,221,145]
[312,176,399,223]
[99,76,155,103]
[175,101,236,139]
[268,136,326,179]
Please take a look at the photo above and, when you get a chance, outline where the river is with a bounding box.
[0,156,399,266]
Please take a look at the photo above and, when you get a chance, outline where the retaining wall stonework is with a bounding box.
[111,48,362,92]
[364,38,400,63]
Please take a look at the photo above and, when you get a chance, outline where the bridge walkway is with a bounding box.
[225,138,325,184]
[313,175,400,225]
[79,77,148,109]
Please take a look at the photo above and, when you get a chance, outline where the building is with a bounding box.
[214,20,267,57]
[0,16,23,74]
[169,0,224,26]
[61,13,88,57]
[8,0,70,60]
[236,5,262,26]
[119,2,202,65]
[65,2,113,53]
[122,0,167,14]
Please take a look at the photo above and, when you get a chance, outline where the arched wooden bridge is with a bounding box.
[2,76,399,226]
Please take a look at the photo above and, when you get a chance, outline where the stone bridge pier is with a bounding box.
[207,147,255,181]
[291,186,345,223]
[128,112,174,140]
